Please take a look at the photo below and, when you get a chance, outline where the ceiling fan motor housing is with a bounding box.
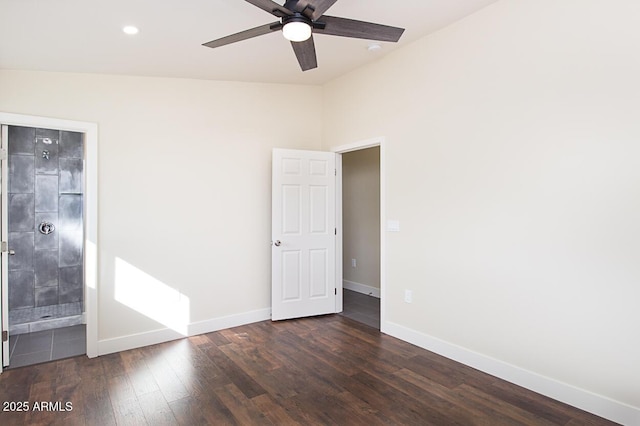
[282,12,326,30]
[283,12,311,27]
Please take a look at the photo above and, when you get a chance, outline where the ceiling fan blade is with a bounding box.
[284,0,338,20]
[315,15,404,42]
[244,0,293,18]
[203,22,282,49]
[291,37,318,71]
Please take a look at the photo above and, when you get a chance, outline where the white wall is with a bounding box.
[342,147,380,293]
[0,70,322,347]
[323,0,640,422]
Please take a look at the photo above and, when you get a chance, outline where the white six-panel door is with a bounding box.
[272,149,336,321]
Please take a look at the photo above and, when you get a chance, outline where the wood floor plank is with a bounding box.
[219,328,260,346]
[0,316,617,426]
[186,334,210,347]
[120,348,160,397]
[355,368,472,425]
[24,379,57,426]
[278,391,339,425]
[204,329,233,347]
[340,370,449,425]
[567,415,620,426]
[394,367,505,425]
[219,342,279,377]
[248,366,301,399]
[137,389,178,425]
[27,361,60,384]
[75,355,105,378]
[401,352,476,389]
[251,393,300,425]
[78,372,117,426]
[214,383,273,425]
[454,383,560,425]
[291,332,367,376]
[141,344,191,403]
[198,341,267,399]
[99,351,126,374]
[168,396,217,425]
[265,331,350,396]
[317,323,417,376]
[53,381,84,424]
[189,380,239,425]
[486,379,619,425]
[50,412,86,426]
[107,373,148,425]
[333,390,389,425]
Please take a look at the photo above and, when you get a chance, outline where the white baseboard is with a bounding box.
[344,280,381,298]
[97,308,271,356]
[382,321,639,426]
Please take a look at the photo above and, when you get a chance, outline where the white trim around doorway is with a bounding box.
[0,112,98,365]
[332,137,386,330]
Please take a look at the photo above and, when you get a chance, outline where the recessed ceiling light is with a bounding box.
[122,26,139,35]
[367,43,382,52]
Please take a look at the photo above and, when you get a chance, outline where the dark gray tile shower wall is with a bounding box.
[8,126,35,155]
[8,155,34,193]
[7,126,84,311]
[8,193,35,231]
[8,270,34,310]
[35,175,59,211]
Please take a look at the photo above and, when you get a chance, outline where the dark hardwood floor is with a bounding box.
[0,315,617,425]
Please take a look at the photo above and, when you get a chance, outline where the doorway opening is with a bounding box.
[335,140,383,330]
[0,112,98,373]
[2,125,86,368]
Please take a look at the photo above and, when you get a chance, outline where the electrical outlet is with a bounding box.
[404,290,413,303]
[351,258,357,268]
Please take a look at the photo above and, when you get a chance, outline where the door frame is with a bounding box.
[0,112,98,373]
[332,137,386,329]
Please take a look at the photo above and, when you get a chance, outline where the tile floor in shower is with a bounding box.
[7,302,86,368]
[7,324,86,369]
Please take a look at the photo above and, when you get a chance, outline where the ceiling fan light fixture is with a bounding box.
[282,21,312,42]
[202,1,405,72]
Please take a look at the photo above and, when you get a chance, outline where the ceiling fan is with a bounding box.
[202,0,405,71]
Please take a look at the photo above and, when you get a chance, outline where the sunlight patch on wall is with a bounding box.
[114,257,190,335]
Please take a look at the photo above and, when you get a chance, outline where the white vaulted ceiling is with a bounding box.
[0,0,499,85]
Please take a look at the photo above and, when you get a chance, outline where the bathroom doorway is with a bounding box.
[2,125,86,368]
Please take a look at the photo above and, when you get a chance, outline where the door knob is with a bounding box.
[274,240,282,247]
[8,250,15,255]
